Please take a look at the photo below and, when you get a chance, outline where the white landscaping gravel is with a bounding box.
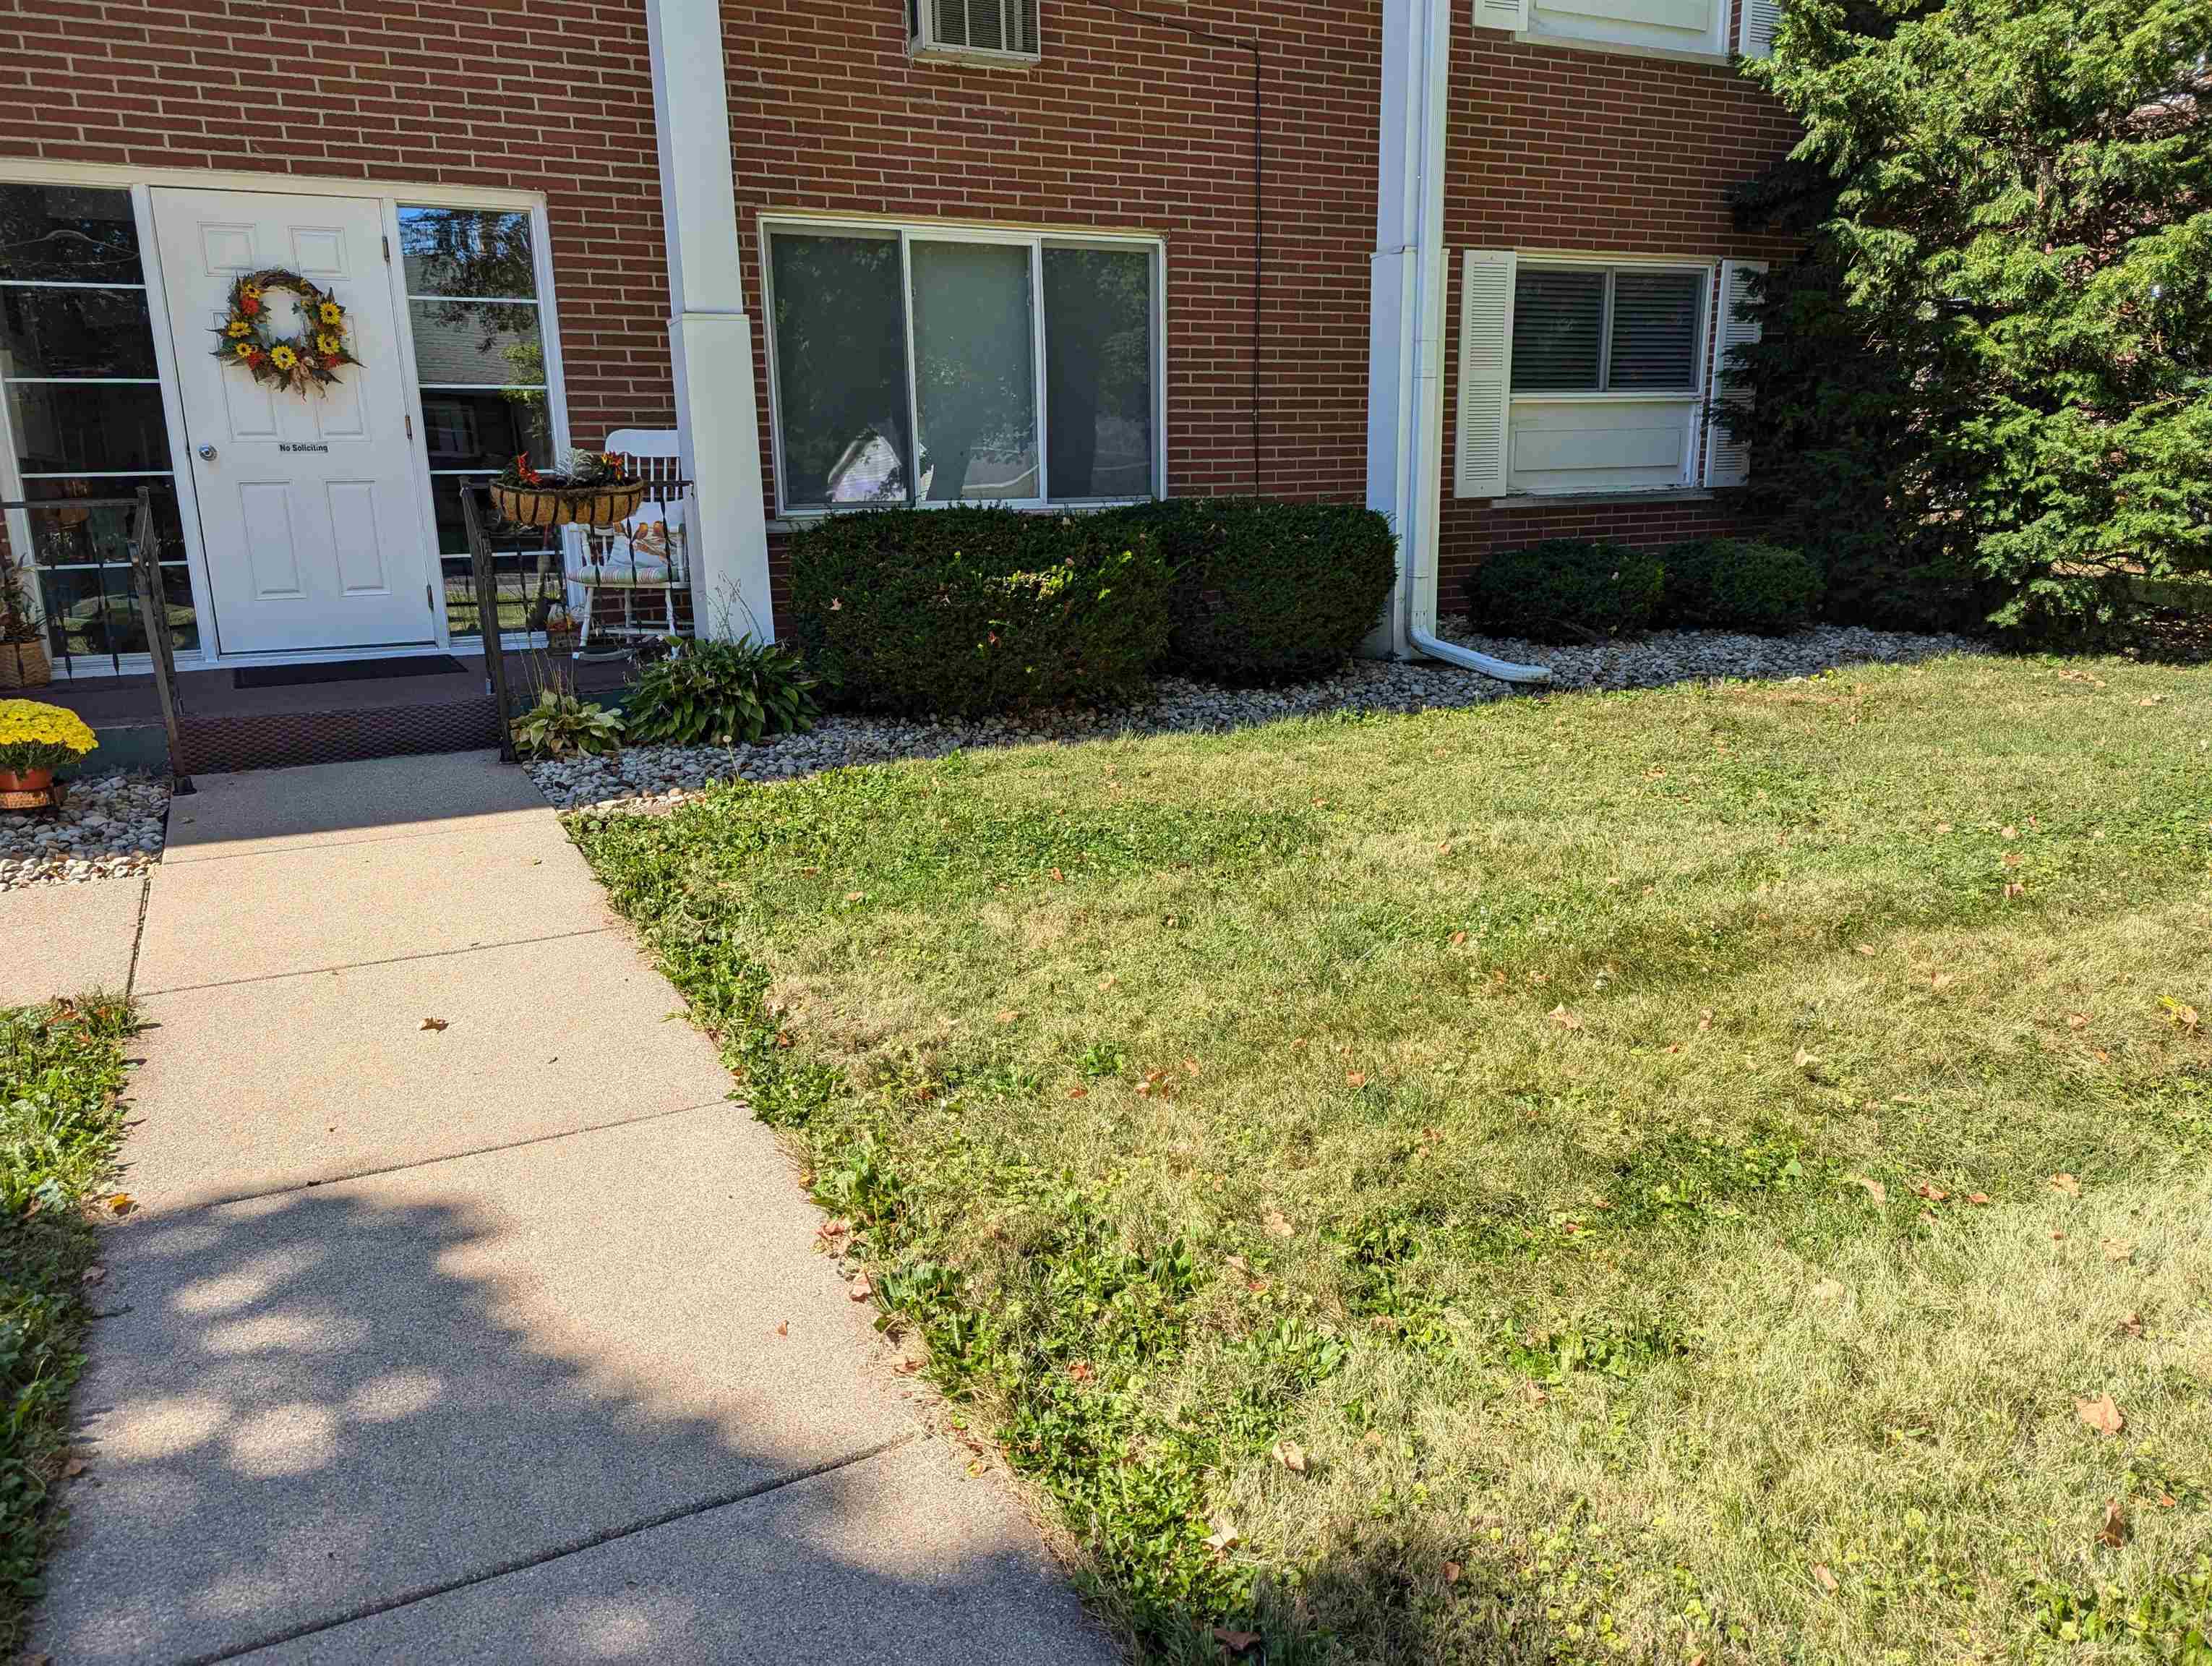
[0,774,171,892]
[529,620,1983,814]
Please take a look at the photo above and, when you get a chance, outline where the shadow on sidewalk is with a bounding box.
[40,1183,1105,1665]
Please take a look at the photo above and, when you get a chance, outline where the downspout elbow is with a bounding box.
[1409,624,1552,685]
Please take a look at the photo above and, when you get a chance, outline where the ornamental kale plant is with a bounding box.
[1731,0,2211,637]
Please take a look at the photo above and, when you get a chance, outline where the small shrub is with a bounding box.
[791,506,1171,717]
[1658,539,1823,634]
[1462,539,1664,641]
[511,689,623,760]
[1120,498,1397,684]
[625,635,818,746]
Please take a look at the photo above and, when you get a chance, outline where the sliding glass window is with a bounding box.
[763,221,1160,514]
[398,205,553,639]
[0,183,195,659]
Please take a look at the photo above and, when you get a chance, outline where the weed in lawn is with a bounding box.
[578,654,2212,1666]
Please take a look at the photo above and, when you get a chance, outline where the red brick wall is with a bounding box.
[0,0,676,445]
[724,0,1387,612]
[2,0,1803,633]
[1436,14,1802,605]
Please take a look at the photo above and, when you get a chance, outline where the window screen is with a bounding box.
[1607,270,1704,390]
[1511,265,1706,395]
[1510,268,1605,393]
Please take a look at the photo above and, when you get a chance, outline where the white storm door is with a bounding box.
[151,188,434,655]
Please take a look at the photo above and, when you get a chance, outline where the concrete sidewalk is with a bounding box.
[35,753,1113,1665]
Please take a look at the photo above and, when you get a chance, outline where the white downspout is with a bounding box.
[1368,0,1550,685]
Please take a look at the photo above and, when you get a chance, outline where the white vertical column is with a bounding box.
[646,0,776,642]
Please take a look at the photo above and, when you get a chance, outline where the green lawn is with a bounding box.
[0,996,134,1654]
[576,654,2212,1666]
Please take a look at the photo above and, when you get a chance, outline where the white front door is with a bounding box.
[151,188,434,656]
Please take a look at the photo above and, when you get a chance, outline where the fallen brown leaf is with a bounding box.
[774,1321,788,1338]
[106,1193,134,1216]
[1441,1560,1462,1585]
[1847,1175,1887,1207]
[1264,1209,1295,1239]
[419,1017,448,1032]
[2103,1239,2135,1263]
[80,1265,106,1286]
[2051,1173,2082,1197]
[1345,1070,1368,1088]
[2097,1498,2130,1549]
[1813,1563,1839,1594]
[1450,929,1468,946]
[2118,1312,2145,1338]
[1204,1521,1240,1555]
[848,1273,873,1303]
[61,1458,85,1479]
[2075,1393,2125,1436]
[1213,1628,1260,1654]
[2068,1012,2091,1030]
[1272,1439,1308,1474]
[1548,1005,1582,1030]
[1966,1192,1991,1205]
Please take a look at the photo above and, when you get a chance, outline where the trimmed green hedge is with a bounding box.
[1120,498,1397,684]
[1658,538,1823,634]
[789,506,1172,717]
[1463,539,1666,641]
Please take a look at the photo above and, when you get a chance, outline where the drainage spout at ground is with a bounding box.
[1410,624,1551,685]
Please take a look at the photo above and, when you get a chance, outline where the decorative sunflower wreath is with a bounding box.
[212,268,359,396]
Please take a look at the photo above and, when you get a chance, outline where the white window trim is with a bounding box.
[1483,0,1733,61]
[0,158,570,674]
[909,0,1043,65]
[756,211,1168,521]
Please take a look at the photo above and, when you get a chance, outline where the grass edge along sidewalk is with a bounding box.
[0,994,134,1658]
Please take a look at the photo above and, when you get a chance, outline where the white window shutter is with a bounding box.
[1703,257,1765,487]
[1454,249,1516,500]
[1738,0,1781,58]
[1474,0,1529,33]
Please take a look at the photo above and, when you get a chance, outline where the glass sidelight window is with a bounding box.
[0,182,196,656]
[398,205,554,638]
[763,220,1161,514]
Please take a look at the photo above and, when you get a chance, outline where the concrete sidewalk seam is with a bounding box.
[177,1432,922,1666]
[160,1095,737,1214]
[166,821,557,863]
[126,871,152,999]
[139,926,616,996]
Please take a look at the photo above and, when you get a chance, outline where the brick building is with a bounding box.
[0,0,1795,678]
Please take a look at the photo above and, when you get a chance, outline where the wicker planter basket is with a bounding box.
[490,480,648,530]
[0,638,50,691]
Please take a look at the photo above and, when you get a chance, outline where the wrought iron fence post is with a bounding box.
[460,483,518,764]
[126,486,194,795]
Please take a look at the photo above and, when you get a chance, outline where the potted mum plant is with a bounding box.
[490,450,647,529]
[0,555,49,691]
[0,698,97,798]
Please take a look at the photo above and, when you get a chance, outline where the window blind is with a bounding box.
[1509,268,1606,393]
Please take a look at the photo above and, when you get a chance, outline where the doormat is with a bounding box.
[233,655,466,690]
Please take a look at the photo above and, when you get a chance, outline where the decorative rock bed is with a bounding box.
[528,621,1984,813]
[0,774,171,892]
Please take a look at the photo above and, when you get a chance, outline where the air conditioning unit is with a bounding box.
[909,0,1042,61]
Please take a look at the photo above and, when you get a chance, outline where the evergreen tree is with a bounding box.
[1731,0,2210,635]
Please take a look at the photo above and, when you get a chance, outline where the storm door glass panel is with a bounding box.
[0,184,194,658]
[1042,244,1154,500]
[909,240,1038,503]
[768,230,909,508]
[400,205,552,638]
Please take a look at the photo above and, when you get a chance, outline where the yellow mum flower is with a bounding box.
[316,333,339,355]
[318,302,343,326]
[241,282,262,300]
[234,342,254,359]
[226,319,252,338]
[270,344,298,370]
[0,700,98,756]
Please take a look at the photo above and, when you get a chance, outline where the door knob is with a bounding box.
[198,444,218,461]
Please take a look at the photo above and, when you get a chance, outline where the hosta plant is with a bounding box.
[623,635,817,748]
[511,689,624,760]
